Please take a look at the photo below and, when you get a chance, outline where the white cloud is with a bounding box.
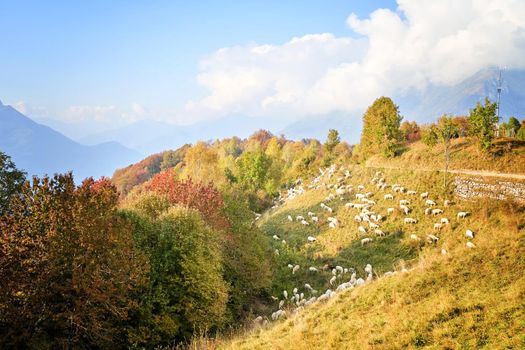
[187,0,525,119]
[62,103,148,124]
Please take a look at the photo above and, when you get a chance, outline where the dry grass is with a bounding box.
[367,138,525,175]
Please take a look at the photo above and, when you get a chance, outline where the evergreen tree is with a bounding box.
[467,98,498,150]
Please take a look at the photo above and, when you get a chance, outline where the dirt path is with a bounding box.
[366,162,525,181]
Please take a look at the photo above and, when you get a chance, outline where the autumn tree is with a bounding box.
[0,174,147,348]
[400,121,421,143]
[360,97,403,158]
[517,119,525,140]
[322,129,341,166]
[0,151,25,214]
[467,97,498,151]
[181,142,224,186]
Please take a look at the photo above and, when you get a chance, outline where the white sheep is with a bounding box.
[441,248,447,255]
[312,216,319,222]
[307,236,317,242]
[400,199,410,206]
[329,222,337,229]
[364,264,373,274]
[358,226,367,234]
[274,249,280,255]
[283,290,288,299]
[444,199,452,207]
[354,215,362,222]
[404,217,417,224]
[335,265,344,273]
[279,300,285,309]
[421,192,429,199]
[441,217,449,225]
[407,190,417,195]
[287,215,293,222]
[309,267,318,272]
[304,283,313,291]
[384,194,394,200]
[374,229,385,237]
[271,310,286,321]
[296,215,305,221]
[369,222,380,229]
[432,208,444,215]
[361,237,373,246]
[426,199,437,206]
[329,275,337,286]
[466,229,475,239]
[308,211,315,217]
[457,211,470,219]
[292,265,300,274]
[434,223,443,230]
[272,235,280,240]
[301,219,309,226]
[425,208,432,215]
[410,234,420,241]
[287,264,294,269]
[466,241,476,249]
[387,207,395,214]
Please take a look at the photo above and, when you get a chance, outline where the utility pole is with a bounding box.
[495,68,502,137]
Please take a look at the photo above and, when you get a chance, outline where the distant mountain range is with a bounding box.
[2,68,523,180]
[0,101,141,180]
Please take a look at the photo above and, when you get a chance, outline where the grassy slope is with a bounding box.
[205,166,525,350]
[367,138,525,174]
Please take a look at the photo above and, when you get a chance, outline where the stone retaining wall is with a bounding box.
[454,176,525,202]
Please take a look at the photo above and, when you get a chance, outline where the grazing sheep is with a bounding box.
[253,316,263,324]
[466,242,476,249]
[335,265,344,273]
[425,208,432,215]
[307,236,317,242]
[272,235,280,240]
[274,249,280,255]
[354,215,362,222]
[384,194,394,200]
[329,222,337,229]
[358,185,365,191]
[355,278,365,286]
[329,276,337,286]
[312,216,319,222]
[309,266,318,272]
[296,215,305,221]
[301,219,309,226]
[444,199,453,207]
[279,300,285,309]
[364,264,373,274]
[308,211,315,217]
[457,211,470,219]
[271,310,286,321]
[283,290,288,299]
[434,223,443,230]
[403,206,411,215]
[282,240,287,245]
[304,283,313,291]
[427,234,440,243]
[466,229,475,239]
[410,234,420,241]
[441,217,449,225]
[358,226,367,234]
[441,248,447,255]
[374,229,385,237]
[421,192,429,199]
[426,199,437,206]
[404,217,417,224]
[369,222,380,229]
[399,199,410,206]
[293,287,298,294]
[287,215,293,222]
[387,207,395,214]
[432,208,444,215]
[407,190,417,195]
[361,237,373,246]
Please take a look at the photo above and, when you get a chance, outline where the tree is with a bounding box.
[517,119,525,141]
[322,129,341,166]
[236,151,272,192]
[507,117,521,137]
[422,125,439,148]
[360,97,403,158]
[0,174,147,348]
[400,121,421,143]
[451,116,469,137]
[467,98,498,151]
[122,205,228,347]
[0,151,25,214]
[436,116,459,189]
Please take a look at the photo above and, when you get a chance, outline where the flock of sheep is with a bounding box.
[253,164,477,325]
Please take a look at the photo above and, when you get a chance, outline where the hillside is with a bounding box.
[196,165,525,349]
[0,101,141,180]
[366,138,525,175]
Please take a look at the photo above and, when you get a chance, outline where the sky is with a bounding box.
[1,0,525,134]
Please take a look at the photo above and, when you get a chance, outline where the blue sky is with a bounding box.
[0,1,395,120]
[1,0,523,134]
